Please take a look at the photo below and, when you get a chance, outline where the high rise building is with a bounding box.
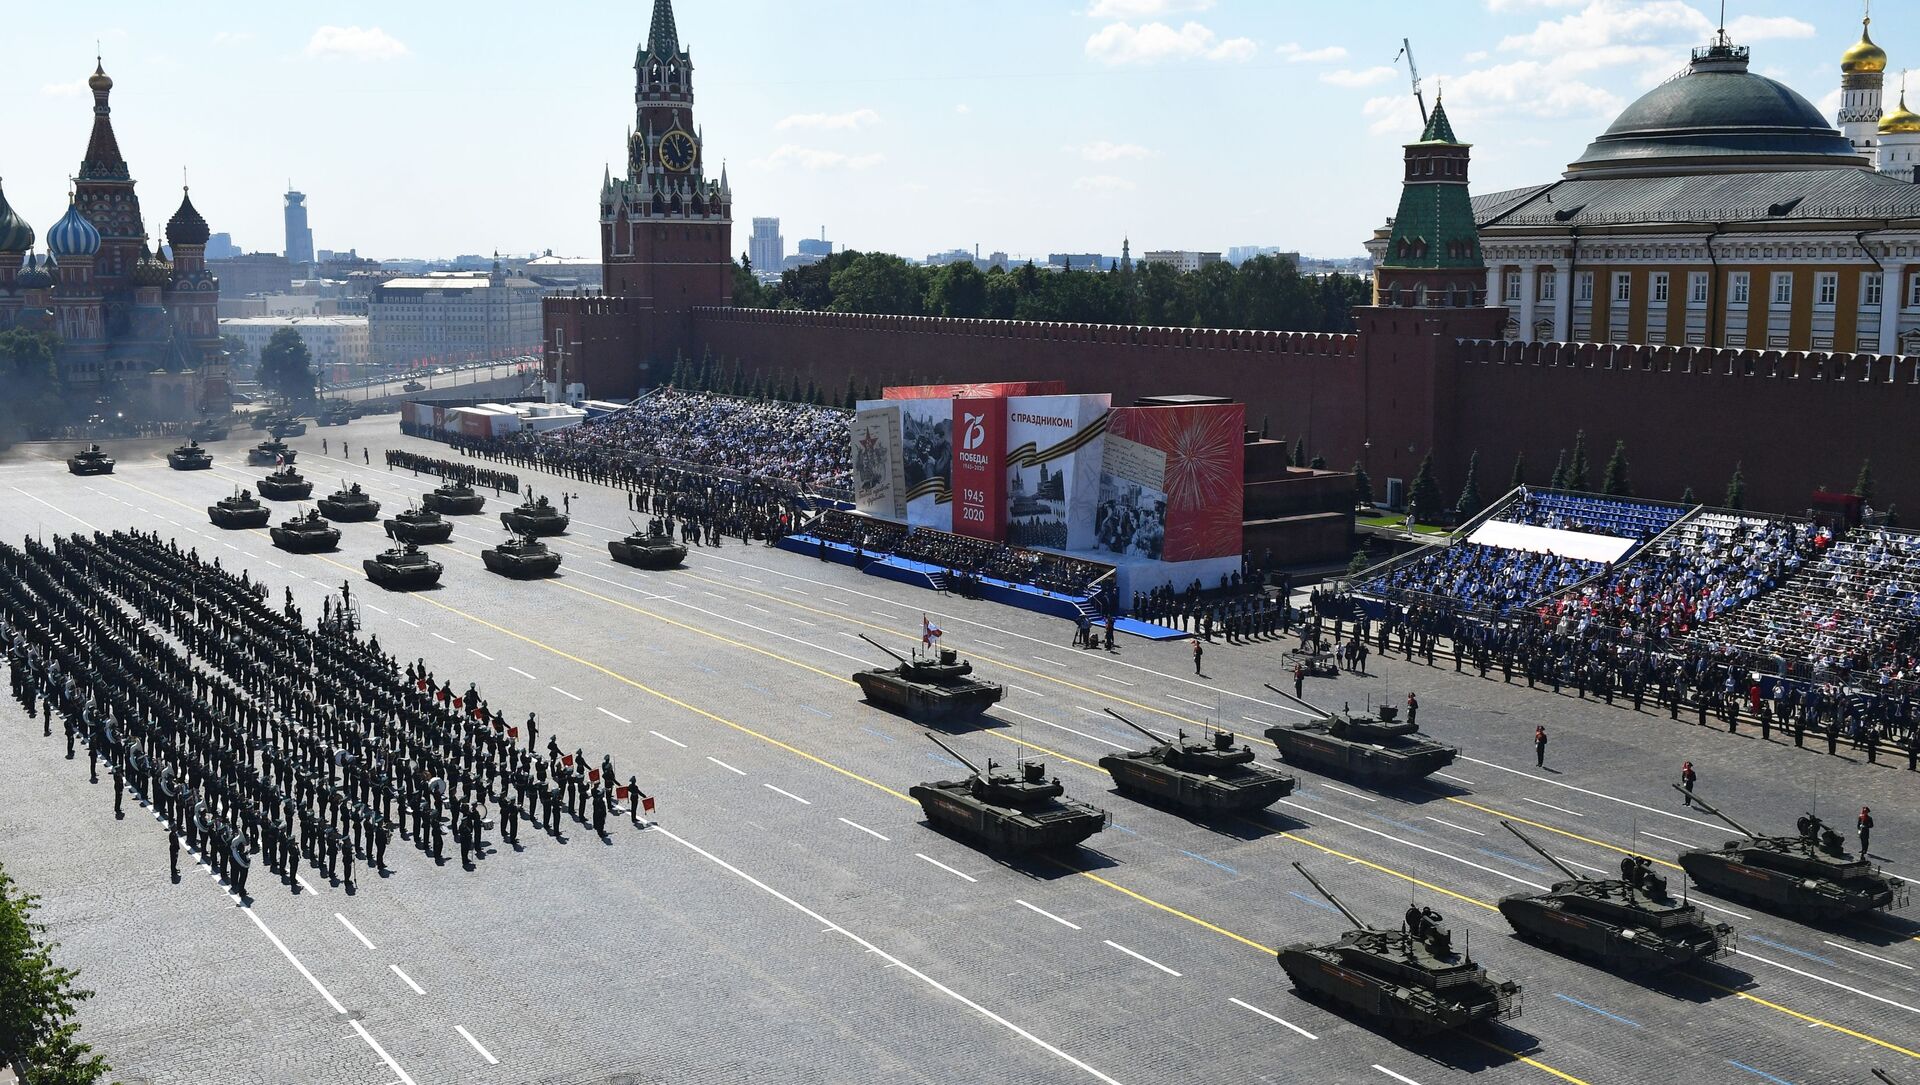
[283,188,314,269]
[749,217,783,276]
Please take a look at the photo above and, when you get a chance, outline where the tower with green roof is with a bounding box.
[1374,96,1487,309]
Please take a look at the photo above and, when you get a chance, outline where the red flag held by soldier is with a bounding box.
[642,795,656,813]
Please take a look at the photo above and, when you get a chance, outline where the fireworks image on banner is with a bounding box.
[1109,404,1244,561]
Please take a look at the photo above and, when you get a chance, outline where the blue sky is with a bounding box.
[4,1,1915,263]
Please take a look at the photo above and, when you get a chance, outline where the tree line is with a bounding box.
[732,252,1371,332]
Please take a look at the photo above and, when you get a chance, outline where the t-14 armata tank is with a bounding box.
[607,522,687,569]
[207,489,271,529]
[317,482,380,522]
[1096,708,1294,814]
[384,506,454,545]
[499,493,569,535]
[422,480,485,515]
[1672,789,1908,919]
[270,509,341,553]
[1263,686,1458,785]
[65,444,114,475]
[909,734,1107,853]
[852,634,1003,721]
[364,543,443,590]
[257,466,313,500]
[166,440,213,470]
[482,533,562,578]
[1278,862,1521,1037]
[1495,821,1733,972]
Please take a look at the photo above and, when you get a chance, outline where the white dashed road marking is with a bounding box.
[764,783,812,805]
[550,686,584,701]
[390,964,426,995]
[334,913,376,950]
[916,853,978,882]
[707,756,748,776]
[454,1025,500,1066]
[651,730,688,748]
[838,817,889,841]
[597,707,631,723]
[1015,899,1081,930]
[1104,940,1181,977]
[1230,997,1318,1039]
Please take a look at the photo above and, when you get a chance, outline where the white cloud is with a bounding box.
[775,108,880,131]
[1073,175,1137,193]
[41,80,89,97]
[757,145,885,171]
[955,103,971,114]
[1816,87,1843,119]
[1464,50,1489,63]
[1726,15,1815,42]
[1277,42,1347,63]
[1085,21,1256,65]
[1072,140,1154,162]
[211,31,255,47]
[306,25,409,61]
[1321,66,1397,88]
[1085,0,1213,17]
[1497,1,1708,58]
[1485,0,1582,10]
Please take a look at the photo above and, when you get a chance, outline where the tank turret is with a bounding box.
[1670,790,1907,919]
[269,508,341,553]
[384,505,454,544]
[1096,708,1294,814]
[364,542,444,590]
[608,520,688,569]
[909,733,1106,852]
[257,466,313,500]
[852,634,1004,720]
[317,482,381,522]
[247,438,297,466]
[207,488,271,529]
[66,444,115,476]
[482,533,562,578]
[1262,686,1457,785]
[500,492,570,536]
[167,440,213,470]
[422,480,485,515]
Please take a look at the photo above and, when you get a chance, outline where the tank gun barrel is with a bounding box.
[1265,684,1332,720]
[923,732,983,777]
[1671,786,1757,839]
[1872,1069,1902,1085]
[859,633,910,664]
[1103,708,1168,745]
[1290,861,1370,930]
[1499,820,1580,881]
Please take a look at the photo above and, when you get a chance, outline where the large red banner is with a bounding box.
[883,381,1065,400]
[951,396,1006,541]
[1106,404,1244,561]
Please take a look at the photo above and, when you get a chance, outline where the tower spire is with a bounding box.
[647,0,680,59]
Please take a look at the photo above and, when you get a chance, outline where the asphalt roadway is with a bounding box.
[1,417,1917,1085]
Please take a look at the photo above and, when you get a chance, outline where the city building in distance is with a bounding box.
[749,217,783,280]
[283,188,313,271]
[218,314,370,382]
[371,260,543,370]
[1139,249,1222,274]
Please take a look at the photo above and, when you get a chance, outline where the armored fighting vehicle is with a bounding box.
[1279,863,1522,1036]
[65,444,114,476]
[317,483,381,522]
[207,489,271,529]
[315,403,351,427]
[1096,708,1295,814]
[257,466,313,500]
[422,480,485,515]
[364,543,443,590]
[247,438,296,466]
[500,493,569,535]
[607,524,687,569]
[190,418,229,442]
[909,734,1107,853]
[1263,687,1458,785]
[1672,790,1908,919]
[248,412,276,431]
[1495,821,1733,972]
[270,509,341,553]
[270,419,307,438]
[482,534,562,578]
[852,634,1004,721]
[384,506,454,545]
[167,440,214,470]
[403,379,426,393]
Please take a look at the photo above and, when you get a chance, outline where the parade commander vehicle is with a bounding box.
[1263,687,1458,786]
[270,509,341,553]
[167,440,213,470]
[1280,863,1521,1037]
[500,493,569,535]
[607,522,687,569]
[1673,790,1907,919]
[66,444,115,476]
[384,506,454,545]
[208,489,271,529]
[364,543,443,590]
[852,634,1003,721]
[258,466,313,501]
[1097,709,1294,815]
[482,534,562,578]
[422,480,485,515]
[317,483,381,522]
[911,734,1107,853]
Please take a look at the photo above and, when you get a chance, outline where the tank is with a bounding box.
[248,412,276,431]
[190,418,229,442]
[247,439,297,466]
[1278,863,1522,1036]
[1671,790,1908,919]
[852,634,1004,721]
[422,480,485,515]
[167,441,214,470]
[1096,708,1295,814]
[384,505,454,545]
[909,734,1107,853]
[269,509,342,553]
[1494,821,1733,972]
[607,524,688,569]
[270,419,307,438]
[1263,686,1458,786]
[499,493,569,535]
[317,483,381,522]
[482,533,562,578]
[257,466,313,500]
[364,543,444,590]
[403,379,426,393]
[65,444,115,475]
[207,489,271,529]
[315,405,350,426]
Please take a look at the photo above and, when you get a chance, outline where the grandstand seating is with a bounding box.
[1691,526,1920,674]
[1499,489,1687,540]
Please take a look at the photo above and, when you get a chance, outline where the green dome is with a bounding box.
[1567,43,1865,177]
[0,181,32,253]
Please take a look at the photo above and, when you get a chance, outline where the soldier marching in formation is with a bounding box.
[1,529,652,902]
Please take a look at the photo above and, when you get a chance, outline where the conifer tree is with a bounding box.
[1724,462,1746,510]
[1601,440,1632,497]
[1566,430,1591,492]
[1454,451,1483,520]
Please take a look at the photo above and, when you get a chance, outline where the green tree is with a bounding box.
[731,258,767,308]
[0,864,109,1084]
[924,261,988,317]
[1509,450,1527,490]
[257,327,315,405]
[1291,438,1306,468]
[1853,459,1875,507]
[1347,548,1373,578]
[1352,462,1375,508]
[1601,439,1633,497]
[1724,462,1746,510]
[843,373,859,410]
[0,328,65,440]
[828,253,923,315]
[1680,486,1697,504]
[1408,452,1444,521]
[1548,449,1567,490]
[1454,451,1483,520]
[1566,430,1591,492]
[1309,453,1327,469]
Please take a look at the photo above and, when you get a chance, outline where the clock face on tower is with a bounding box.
[659,130,697,172]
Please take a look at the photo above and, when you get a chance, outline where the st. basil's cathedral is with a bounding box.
[0,61,228,419]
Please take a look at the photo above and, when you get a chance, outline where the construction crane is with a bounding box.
[1393,38,1428,126]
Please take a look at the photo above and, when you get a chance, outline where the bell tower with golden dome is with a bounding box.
[1838,10,1887,159]
[1879,76,1920,182]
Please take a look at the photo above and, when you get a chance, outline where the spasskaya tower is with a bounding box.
[545,0,734,397]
